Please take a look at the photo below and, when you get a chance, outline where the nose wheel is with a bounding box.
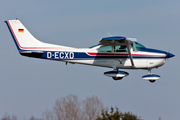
[149,80,156,83]
[142,70,160,83]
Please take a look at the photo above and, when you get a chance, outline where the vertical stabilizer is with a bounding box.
[5,19,74,51]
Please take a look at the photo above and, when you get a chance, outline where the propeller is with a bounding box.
[166,49,170,62]
[165,51,175,59]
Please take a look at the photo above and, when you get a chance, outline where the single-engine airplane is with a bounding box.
[5,19,175,83]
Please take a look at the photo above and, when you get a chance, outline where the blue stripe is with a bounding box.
[5,21,21,51]
[142,74,160,78]
[39,51,166,60]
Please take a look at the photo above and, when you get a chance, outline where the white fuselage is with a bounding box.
[37,45,166,70]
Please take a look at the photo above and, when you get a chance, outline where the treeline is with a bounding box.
[1,94,142,120]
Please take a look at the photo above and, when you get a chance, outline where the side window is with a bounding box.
[115,45,127,52]
[97,46,112,52]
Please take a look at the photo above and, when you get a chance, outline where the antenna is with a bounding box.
[107,32,112,37]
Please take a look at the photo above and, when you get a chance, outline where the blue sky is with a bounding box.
[0,0,179,120]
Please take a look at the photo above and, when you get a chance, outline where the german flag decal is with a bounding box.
[18,29,24,33]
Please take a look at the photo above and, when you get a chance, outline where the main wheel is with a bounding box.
[112,77,123,80]
[149,80,156,83]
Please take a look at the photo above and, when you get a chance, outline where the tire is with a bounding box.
[112,77,123,80]
[149,80,156,83]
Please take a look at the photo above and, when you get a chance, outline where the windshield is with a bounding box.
[132,42,146,51]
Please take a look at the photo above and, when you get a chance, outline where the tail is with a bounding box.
[5,19,74,52]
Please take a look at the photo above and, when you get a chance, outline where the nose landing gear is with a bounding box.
[149,80,156,83]
[142,70,160,83]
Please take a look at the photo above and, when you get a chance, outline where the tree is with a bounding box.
[1,113,42,120]
[1,113,17,120]
[29,116,41,120]
[96,107,140,120]
[123,112,138,120]
[96,107,122,120]
[83,95,104,120]
[43,94,105,120]
[43,95,142,120]
[1,95,142,120]
[53,94,82,120]
[1,113,10,120]
[43,109,55,120]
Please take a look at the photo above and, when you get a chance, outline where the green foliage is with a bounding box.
[123,111,138,120]
[96,107,139,120]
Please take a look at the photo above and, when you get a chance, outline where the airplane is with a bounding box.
[5,19,175,83]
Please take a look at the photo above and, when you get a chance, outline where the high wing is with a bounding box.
[99,36,137,67]
[99,36,137,45]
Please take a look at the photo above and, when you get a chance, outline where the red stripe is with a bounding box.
[87,52,166,57]
[7,20,63,50]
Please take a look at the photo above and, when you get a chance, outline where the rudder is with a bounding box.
[5,19,72,51]
[5,19,46,50]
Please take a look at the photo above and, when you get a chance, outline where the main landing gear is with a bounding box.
[104,70,129,81]
[112,77,123,80]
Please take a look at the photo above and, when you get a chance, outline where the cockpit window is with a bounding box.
[97,45,127,52]
[96,42,145,52]
[114,45,127,52]
[132,42,146,51]
[97,46,112,52]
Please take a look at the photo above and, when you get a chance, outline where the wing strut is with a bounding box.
[127,41,135,67]
[99,36,136,68]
